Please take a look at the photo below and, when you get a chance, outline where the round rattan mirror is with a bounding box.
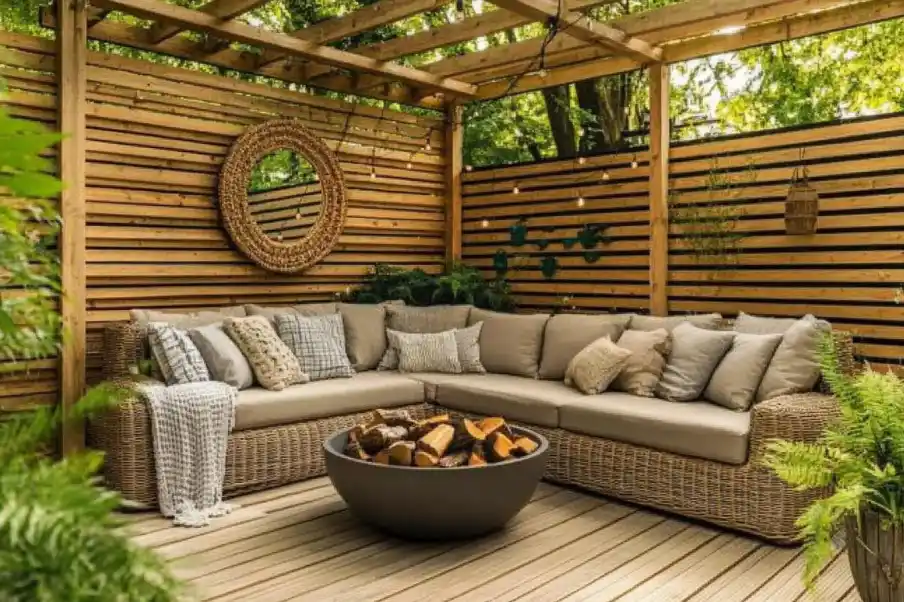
[219,119,347,273]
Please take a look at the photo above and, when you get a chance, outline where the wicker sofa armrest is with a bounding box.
[748,392,839,461]
[103,321,148,381]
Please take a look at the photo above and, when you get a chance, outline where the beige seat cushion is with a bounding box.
[234,372,425,431]
[538,313,629,380]
[432,373,583,427]
[630,313,722,332]
[559,393,751,465]
[468,309,549,378]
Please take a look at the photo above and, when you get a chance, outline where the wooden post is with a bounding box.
[57,0,88,455]
[445,102,463,267]
[648,62,670,316]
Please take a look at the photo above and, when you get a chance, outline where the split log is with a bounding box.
[344,438,371,461]
[439,450,469,468]
[373,449,392,465]
[387,440,416,466]
[408,414,451,441]
[468,441,487,466]
[359,425,408,454]
[417,423,455,458]
[477,417,513,439]
[487,432,516,462]
[512,436,539,456]
[414,450,440,467]
[450,419,486,452]
[375,408,416,429]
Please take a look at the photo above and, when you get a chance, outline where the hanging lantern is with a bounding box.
[785,165,819,234]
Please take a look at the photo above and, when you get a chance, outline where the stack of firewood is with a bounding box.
[344,409,539,468]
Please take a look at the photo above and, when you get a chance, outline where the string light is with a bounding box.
[294,211,301,220]
[465,165,473,172]
[481,218,489,228]
[631,154,639,169]
[424,141,432,151]
[277,232,283,241]
[578,157,586,165]
[513,185,520,195]
[406,161,413,170]
[576,196,585,207]
[538,68,548,79]
[601,170,610,181]
[370,167,377,180]
[577,127,585,137]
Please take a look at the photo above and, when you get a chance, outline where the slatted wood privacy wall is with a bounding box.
[463,113,904,371]
[0,31,447,403]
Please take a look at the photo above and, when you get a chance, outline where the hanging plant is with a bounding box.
[583,250,602,264]
[492,249,508,276]
[539,255,558,279]
[785,156,819,234]
[509,217,528,247]
[534,238,550,250]
[562,237,577,249]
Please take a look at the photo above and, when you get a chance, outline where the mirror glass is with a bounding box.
[247,148,323,243]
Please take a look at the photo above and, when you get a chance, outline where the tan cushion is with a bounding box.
[130,306,246,328]
[704,333,783,410]
[223,316,308,391]
[245,302,337,322]
[735,312,799,335]
[188,323,254,389]
[433,373,580,427]
[565,336,633,395]
[386,305,471,333]
[559,392,751,465]
[337,303,389,371]
[754,315,831,401]
[655,323,735,402]
[630,313,722,332]
[454,323,485,374]
[234,372,425,431]
[538,313,629,380]
[610,329,671,397]
[387,329,462,374]
[468,309,549,378]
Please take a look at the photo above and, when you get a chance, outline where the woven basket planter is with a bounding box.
[785,167,819,234]
[846,511,904,602]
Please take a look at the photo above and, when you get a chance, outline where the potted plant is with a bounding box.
[764,337,904,600]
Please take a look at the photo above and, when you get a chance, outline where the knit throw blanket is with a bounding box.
[139,381,237,527]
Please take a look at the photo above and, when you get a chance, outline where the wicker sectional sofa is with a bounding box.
[92,304,851,544]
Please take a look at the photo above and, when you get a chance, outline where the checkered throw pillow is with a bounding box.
[147,322,210,385]
[275,313,355,381]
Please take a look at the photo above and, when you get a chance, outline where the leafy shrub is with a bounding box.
[763,336,904,586]
[342,263,516,312]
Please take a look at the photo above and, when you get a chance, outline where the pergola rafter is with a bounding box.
[148,0,270,45]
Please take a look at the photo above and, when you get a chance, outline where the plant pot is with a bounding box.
[846,511,904,601]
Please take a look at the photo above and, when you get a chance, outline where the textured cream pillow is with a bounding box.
[610,329,671,397]
[565,336,632,395]
[538,313,630,380]
[387,329,462,374]
[223,316,308,391]
[453,322,486,374]
[655,322,735,402]
[379,305,472,369]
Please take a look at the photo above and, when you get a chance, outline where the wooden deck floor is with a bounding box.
[126,478,861,601]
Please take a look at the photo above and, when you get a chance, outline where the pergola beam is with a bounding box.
[258,0,449,68]
[490,0,662,62]
[90,0,478,98]
[148,0,270,45]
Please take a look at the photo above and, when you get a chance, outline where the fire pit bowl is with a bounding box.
[324,425,549,540]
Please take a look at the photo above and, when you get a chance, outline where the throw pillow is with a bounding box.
[188,323,254,389]
[538,313,629,380]
[704,332,783,410]
[387,329,462,374]
[467,309,550,378]
[629,313,722,332]
[656,322,735,402]
[337,302,395,371]
[735,312,800,335]
[610,328,671,397]
[565,336,633,395]
[378,305,473,370]
[754,315,832,401]
[245,302,337,323]
[275,313,354,381]
[147,322,210,385]
[453,322,486,374]
[223,316,308,391]
[131,305,246,328]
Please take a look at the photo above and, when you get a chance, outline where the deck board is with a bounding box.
[127,477,863,602]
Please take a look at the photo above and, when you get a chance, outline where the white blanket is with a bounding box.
[140,381,237,527]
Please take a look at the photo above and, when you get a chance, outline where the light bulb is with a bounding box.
[465,165,473,172]
[424,142,432,151]
[577,196,585,207]
[602,171,610,181]
[294,212,301,220]
[456,9,465,20]
[313,173,319,181]
[370,169,377,180]
[538,68,548,78]
[481,219,489,228]
[277,232,283,241]
[631,159,639,169]
[513,186,520,195]
[406,162,413,169]
[577,127,585,137]
[578,157,586,165]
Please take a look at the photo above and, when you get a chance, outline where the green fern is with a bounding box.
[764,335,904,587]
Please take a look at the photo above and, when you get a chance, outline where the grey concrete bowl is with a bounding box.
[324,426,550,540]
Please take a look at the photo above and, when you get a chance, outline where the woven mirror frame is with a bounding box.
[219,119,347,273]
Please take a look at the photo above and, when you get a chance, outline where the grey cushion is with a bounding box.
[387,329,462,374]
[610,329,671,397]
[656,323,735,402]
[337,303,390,371]
[735,312,800,335]
[630,313,722,332]
[468,309,549,378]
[433,373,581,427]
[234,372,425,431]
[704,333,783,410]
[752,315,831,401]
[188,323,253,389]
[131,306,246,328]
[275,313,354,381]
[386,305,471,333]
[147,322,210,385]
[245,302,337,323]
[558,392,752,465]
[538,313,629,380]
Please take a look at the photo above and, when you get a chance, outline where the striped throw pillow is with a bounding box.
[387,329,462,374]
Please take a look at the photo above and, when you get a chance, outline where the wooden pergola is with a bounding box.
[51,0,904,452]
